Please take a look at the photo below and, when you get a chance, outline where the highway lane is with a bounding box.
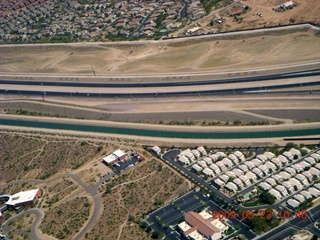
[1,68,319,87]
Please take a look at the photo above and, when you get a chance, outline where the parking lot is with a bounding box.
[112,156,140,174]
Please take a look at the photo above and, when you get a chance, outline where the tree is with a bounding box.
[259,191,275,204]
[152,231,160,239]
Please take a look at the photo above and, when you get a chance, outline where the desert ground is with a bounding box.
[0,24,319,76]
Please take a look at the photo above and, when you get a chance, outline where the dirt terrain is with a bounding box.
[0,25,319,75]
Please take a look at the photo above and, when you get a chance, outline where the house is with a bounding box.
[271,157,281,166]
[309,167,320,177]
[265,162,277,172]
[234,151,245,162]
[244,161,255,170]
[228,154,239,165]
[151,146,161,155]
[233,178,244,188]
[222,158,234,168]
[216,161,228,171]
[213,178,225,188]
[289,148,301,158]
[257,154,267,162]
[295,174,309,186]
[258,164,268,173]
[197,146,207,156]
[285,167,296,177]
[287,199,300,210]
[282,181,294,193]
[216,151,227,159]
[203,157,213,165]
[251,159,263,167]
[264,152,276,160]
[252,168,264,178]
[288,178,303,190]
[292,164,303,173]
[0,211,3,222]
[300,190,313,200]
[302,171,313,182]
[209,164,221,174]
[209,154,219,162]
[192,149,201,159]
[293,194,305,203]
[245,172,257,182]
[225,182,238,192]
[314,183,320,191]
[230,9,242,16]
[225,171,236,178]
[265,178,277,187]
[269,189,282,200]
[238,164,248,173]
[275,185,289,197]
[239,175,250,186]
[203,167,214,177]
[232,168,244,177]
[178,211,227,240]
[5,189,41,208]
[259,182,272,191]
[278,155,289,166]
[272,174,285,183]
[283,151,294,161]
[308,187,320,198]
[219,174,229,183]
[198,160,207,169]
[192,164,203,173]
[299,161,311,170]
[102,149,127,165]
[304,157,316,165]
[185,152,196,162]
[178,156,190,165]
[310,153,320,162]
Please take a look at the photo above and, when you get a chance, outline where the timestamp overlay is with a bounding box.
[212,209,308,220]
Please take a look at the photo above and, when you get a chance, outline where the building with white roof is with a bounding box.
[257,154,267,162]
[293,194,305,203]
[197,146,207,156]
[275,185,289,197]
[299,161,311,170]
[219,174,229,183]
[252,168,264,178]
[287,199,300,210]
[209,154,219,162]
[264,162,277,172]
[203,167,214,177]
[285,167,296,176]
[271,158,281,166]
[264,152,276,160]
[265,178,277,187]
[259,182,272,191]
[251,159,263,167]
[198,160,207,169]
[216,161,227,171]
[311,153,320,161]
[192,149,201,159]
[216,151,227,159]
[301,147,311,154]
[225,182,238,192]
[282,181,294,193]
[184,152,195,162]
[283,151,293,161]
[228,154,239,165]
[222,158,234,168]
[279,171,291,180]
[225,171,236,178]
[308,187,320,197]
[278,155,289,166]
[151,146,161,155]
[302,171,313,182]
[258,164,268,173]
[192,164,203,173]
[289,148,301,158]
[209,164,221,174]
[245,172,257,182]
[238,164,248,173]
[233,178,244,188]
[315,163,320,170]
[232,168,244,177]
[295,174,309,186]
[309,167,320,177]
[269,189,282,200]
[239,175,250,186]
[288,178,302,190]
[6,189,41,208]
[314,183,320,191]
[213,178,225,188]
[300,190,313,200]
[203,157,213,165]
[178,156,190,165]
[272,174,284,184]
[304,157,316,165]
[103,149,127,165]
[292,164,303,173]
[244,161,255,170]
[234,151,245,162]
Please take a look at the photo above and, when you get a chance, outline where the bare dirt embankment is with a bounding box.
[0,24,319,76]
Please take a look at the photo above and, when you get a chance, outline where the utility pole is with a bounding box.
[91,66,96,76]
